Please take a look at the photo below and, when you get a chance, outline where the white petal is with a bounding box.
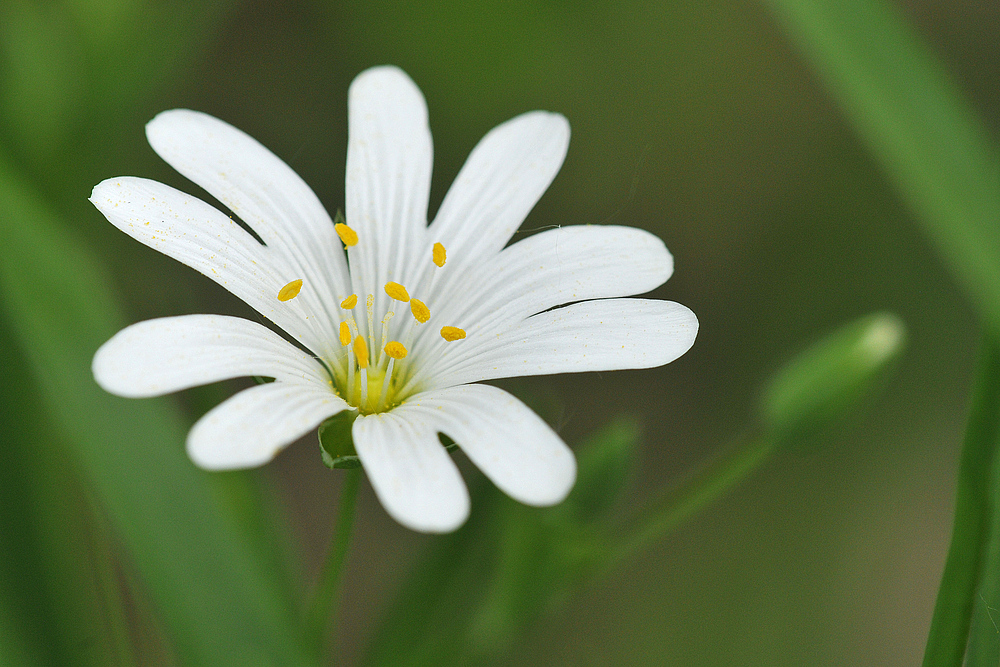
[188,381,349,470]
[428,298,698,387]
[427,111,569,274]
[146,110,350,336]
[413,225,673,363]
[353,409,469,533]
[398,385,576,506]
[93,314,331,398]
[90,177,336,357]
[345,66,433,329]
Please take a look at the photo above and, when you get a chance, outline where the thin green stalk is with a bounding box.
[922,338,1000,667]
[308,469,361,661]
[617,432,779,563]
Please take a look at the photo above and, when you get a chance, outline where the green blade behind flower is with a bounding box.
[764,0,1000,350]
[0,154,313,666]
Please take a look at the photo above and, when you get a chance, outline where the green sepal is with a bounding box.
[318,410,361,469]
[438,433,459,453]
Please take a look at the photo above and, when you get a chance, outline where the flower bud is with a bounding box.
[761,312,906,438]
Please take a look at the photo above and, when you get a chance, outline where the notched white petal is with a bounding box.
[345,65,433,324]
[429,110,570,270]
[92,314,330,398]
[188,381,349,470]
[89,176,330,352]
[399,385,576,506]
[431,299,699,387]
[353,410,470,533]
[416,225,675,362]
[145,109,351,302]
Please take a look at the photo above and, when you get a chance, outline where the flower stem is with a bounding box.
[922,338,1000,667]
[616,431,779,563]
[308,469,361,661]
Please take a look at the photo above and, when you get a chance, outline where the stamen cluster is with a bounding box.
[278,222,466,414]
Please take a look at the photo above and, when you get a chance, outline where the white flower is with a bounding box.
[90,66,698,533]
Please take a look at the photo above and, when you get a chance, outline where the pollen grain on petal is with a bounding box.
[384,341,408,359]
[335,223,359,247]
[432,242,446,267]
[354,335,369,368]
[339,321,351,346]
[341,294,358,309]
[385,281,410,302]
[410,298,430,323]
[277,279,303,301]
[440,326,466,341]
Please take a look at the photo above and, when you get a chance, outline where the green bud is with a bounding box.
[761,312,906,438]
[318,410,360,469]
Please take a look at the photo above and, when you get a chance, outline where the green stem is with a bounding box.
[616,432,779,563]
[308,469,361,661]
[923,338,1000,667]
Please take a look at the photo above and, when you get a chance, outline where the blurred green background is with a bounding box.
[2,0,997,664]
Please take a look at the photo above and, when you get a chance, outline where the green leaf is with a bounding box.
[361,484,504,667]
[764,0,1000,338]
[0,316,129,666]
[921,338,1000,667]
[0,154,314,666]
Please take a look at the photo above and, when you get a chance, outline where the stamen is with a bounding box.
[342,321,355,400]
[378,341,408,410]
[440,326,467,341]
[385,282,410,302]
[277,279,303,301]
[340,294,358,309]
[433,242,446,267]
[379,311,395,366]
[384,341,408,359]
[339,322,351,346]
[353,335,369,368]
[410,298,430,324]
[354,335,369,410]
[335,223,359,247]
[366,294,375,354]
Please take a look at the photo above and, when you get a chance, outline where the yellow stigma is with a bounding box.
[384,341,408,359]
[385,282,410,302]
[353,335,369,368]
[277,279,303,301]
[335,223,359,247]
[410,298,430,324]
[440,326,466,341]
[339,322,351,346]
[340,294,358,309]
[433,242,446,267]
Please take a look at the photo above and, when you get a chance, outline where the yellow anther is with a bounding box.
[341,294,358,309]
[335,223,359,247]
[433,242,446,267]
[385,281,410,302]
[410,298,430,324]
[353,335,369,368]
[339,322,351,346]
[440,326,467,342]
[277,279,303,301]
[384,341,408,360]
